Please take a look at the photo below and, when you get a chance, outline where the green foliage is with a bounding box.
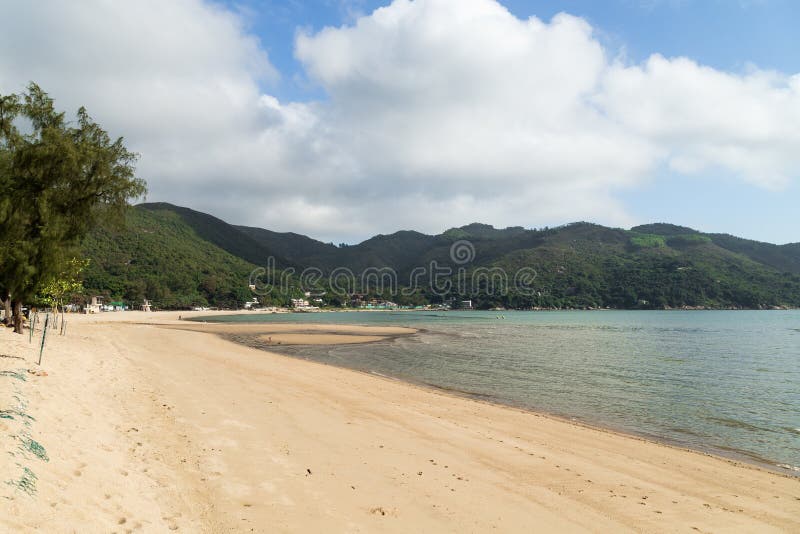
[440,228,470,239]
[476,233,800,310]
[139,202,294,268]
[707,233,800,273]
[666,234,713,247]
[630,223,700,236]
[82,207,262,309]
[82,205,800,311]
[0,83,145,329]
[630,234,666,248]
[36,257,89,307]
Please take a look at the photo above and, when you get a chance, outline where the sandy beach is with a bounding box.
[1,311,798,533]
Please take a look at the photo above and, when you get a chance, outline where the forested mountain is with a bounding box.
[80,203,800,310]
[137,203,293,269]
[629,223,800,273]
[235,225,338,266]
[81,206,258,308]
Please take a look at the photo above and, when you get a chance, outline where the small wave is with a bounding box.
[664,426,705,438]
[458,331,481,338]
[369,371,392,379]
[705,416,775,434]
[424,382,497,400]
[655,327,713,334]
[777,463,800,472]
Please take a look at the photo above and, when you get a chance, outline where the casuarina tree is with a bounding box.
[0,83,146,333]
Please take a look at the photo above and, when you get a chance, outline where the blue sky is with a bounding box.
[233,0,800,99]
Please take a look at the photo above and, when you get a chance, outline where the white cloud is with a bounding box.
[600,55,800,189]
[1,0,798,243]
[291,2,658,231]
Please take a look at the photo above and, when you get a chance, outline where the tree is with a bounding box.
[0,83,146,333]
[37,257,89,319]
[0,93,21,325]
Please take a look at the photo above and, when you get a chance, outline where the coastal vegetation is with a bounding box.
[81,207,260,309]
[0,84,145,332]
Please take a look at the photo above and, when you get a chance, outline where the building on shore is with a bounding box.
[86,296,104,314]
[290,298,310,308]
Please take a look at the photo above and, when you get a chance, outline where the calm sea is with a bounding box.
[202,310,800,474]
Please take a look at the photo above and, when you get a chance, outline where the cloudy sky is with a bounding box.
[1,0,799,244]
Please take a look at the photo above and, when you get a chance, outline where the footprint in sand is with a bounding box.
[73,461,86,476]
[369,506,397,517]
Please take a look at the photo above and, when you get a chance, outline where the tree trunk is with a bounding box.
[2,296,11,327]
[12,299,23,334]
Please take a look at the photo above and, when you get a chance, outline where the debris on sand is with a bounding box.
[5,466,38,496]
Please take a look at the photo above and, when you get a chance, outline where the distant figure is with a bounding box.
[178,315,182,320]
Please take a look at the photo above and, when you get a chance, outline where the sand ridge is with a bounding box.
[1,310,799,532]
[164,320,417,347]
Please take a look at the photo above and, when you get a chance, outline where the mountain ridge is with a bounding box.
[79,202,800,309]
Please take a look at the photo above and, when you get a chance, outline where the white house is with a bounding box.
[86,296,103,314]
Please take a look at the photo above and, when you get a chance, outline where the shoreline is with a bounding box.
[409,378,800,479]
[410,380,800,478]
[2,310,799,532]
[190,307,800,318]
[192,314,799,479]
[216,325,799,480]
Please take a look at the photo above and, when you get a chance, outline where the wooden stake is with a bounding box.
[28,312,36,343]
[38,315,49,365]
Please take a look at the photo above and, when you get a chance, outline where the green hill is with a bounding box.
[138,202,292,269]
[706,234,800,274]
[235,225,337,266]
[80,203,800,310]
[81,206,259,309]
[479,225,800,310]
